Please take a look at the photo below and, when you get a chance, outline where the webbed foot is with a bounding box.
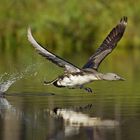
[84,87,93,93]
[80,86,93,93]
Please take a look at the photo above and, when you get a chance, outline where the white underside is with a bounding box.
[57,74,100,87]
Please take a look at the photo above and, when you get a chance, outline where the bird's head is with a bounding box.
[103,73,125,81]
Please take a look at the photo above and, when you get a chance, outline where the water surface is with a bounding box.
[0,50,140,140]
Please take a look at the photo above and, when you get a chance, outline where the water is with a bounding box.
[0,50,140,140]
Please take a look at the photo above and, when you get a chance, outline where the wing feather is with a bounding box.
[27,28,81,72]
[82,16,127,70]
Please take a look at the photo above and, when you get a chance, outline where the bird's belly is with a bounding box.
[57,74,98,87]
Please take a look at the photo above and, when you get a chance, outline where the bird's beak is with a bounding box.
[120,77,125,81]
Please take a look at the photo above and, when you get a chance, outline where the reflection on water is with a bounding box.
[0,97,120,140]
[47,106,119,138]
[48,107,119,127]
[0,97,11,109]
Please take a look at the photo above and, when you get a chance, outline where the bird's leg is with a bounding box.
[44,80,53,85]
[79,85,93,93]
[44,78,58,85]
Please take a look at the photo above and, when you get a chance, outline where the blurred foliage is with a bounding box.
[0,0,140,55]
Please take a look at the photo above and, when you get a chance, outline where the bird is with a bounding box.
[27,16,127,93]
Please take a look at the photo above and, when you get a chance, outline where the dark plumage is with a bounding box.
[28,17,127,93]
[83,16,127,70]
[27,28,81,73]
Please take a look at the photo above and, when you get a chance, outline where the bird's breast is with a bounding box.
[56,74,99,87]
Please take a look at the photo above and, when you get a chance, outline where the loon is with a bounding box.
[27,16,127,93]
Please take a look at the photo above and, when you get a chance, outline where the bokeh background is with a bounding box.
[0,0,139,54]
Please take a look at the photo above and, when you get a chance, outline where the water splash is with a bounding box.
[0,63,40,93]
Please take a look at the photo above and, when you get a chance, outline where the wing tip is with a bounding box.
[27,26,32,41]
[120,16,128,26]
[27,26,37,46]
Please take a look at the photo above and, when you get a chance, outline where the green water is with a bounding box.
[0,49,140,140]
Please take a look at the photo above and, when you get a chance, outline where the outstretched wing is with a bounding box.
[82,16,127,70]
[27,28,81,73]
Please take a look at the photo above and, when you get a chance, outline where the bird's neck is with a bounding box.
[99,73,113,80]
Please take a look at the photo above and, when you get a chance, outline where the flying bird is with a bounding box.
[27,16,127,93]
